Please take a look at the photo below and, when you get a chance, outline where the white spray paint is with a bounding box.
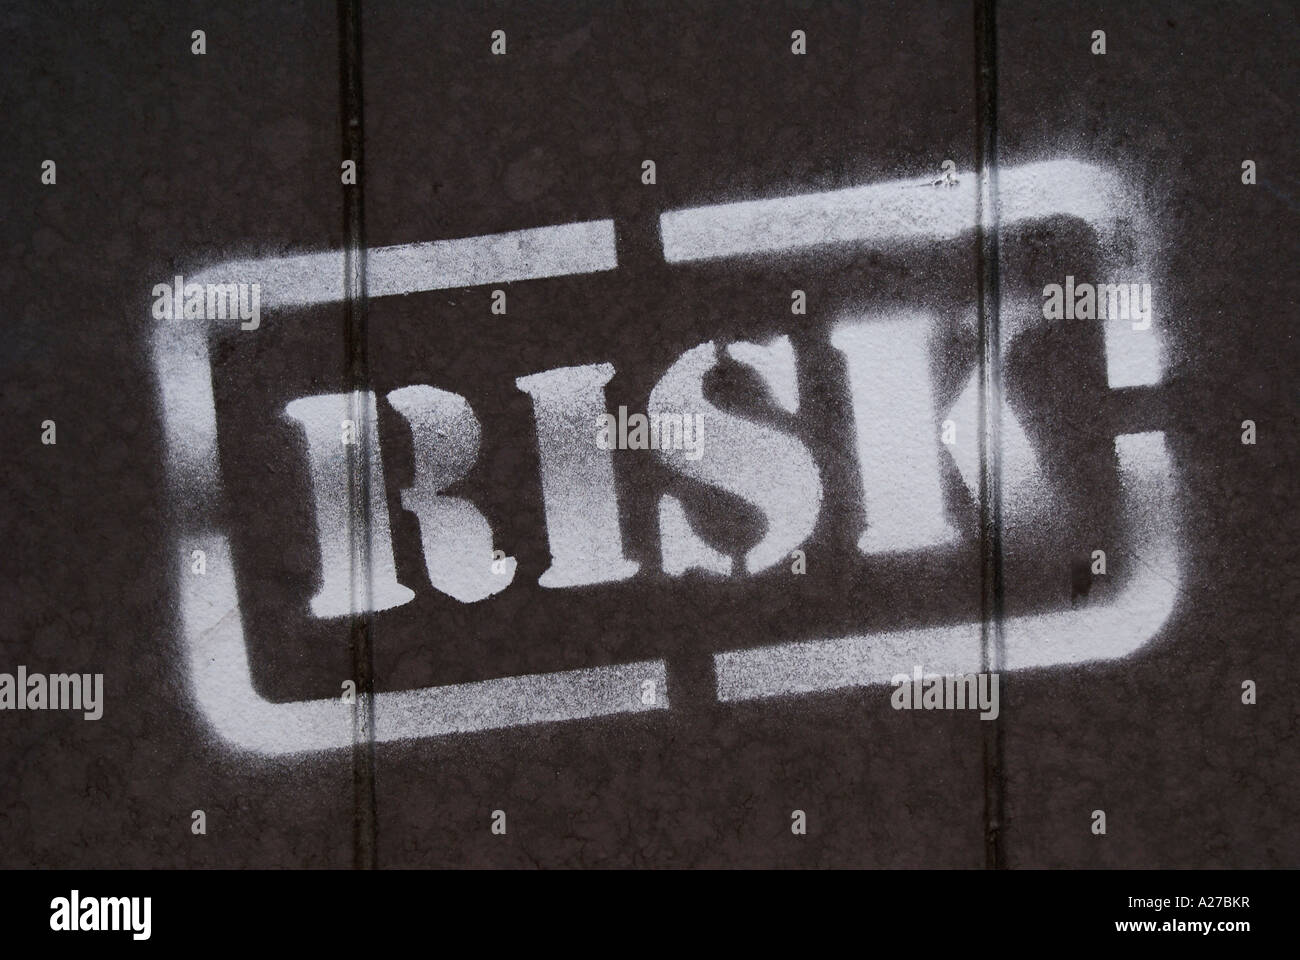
[649,338,823,574]
[831,314,958,553]
[386,385,517,603]
[943,368,1046,524]
[714,431,1179,701]
[284,391,415,618]
[154,161,1176,753]
[514,363,641,588]
[181,536,668,755]
[154,219,661,756]
[659,158,1163,388]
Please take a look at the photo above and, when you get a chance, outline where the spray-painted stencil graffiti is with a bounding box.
[152,159,1179,755]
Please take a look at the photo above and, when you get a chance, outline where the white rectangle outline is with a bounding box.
[152,160,1178,755]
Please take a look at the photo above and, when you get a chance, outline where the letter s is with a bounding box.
[649,338,822,574]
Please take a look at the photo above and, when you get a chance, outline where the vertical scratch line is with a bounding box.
[974,0,1006,871]
[339,0,378,871]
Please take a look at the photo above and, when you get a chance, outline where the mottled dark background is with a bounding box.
[0,0,1295,868]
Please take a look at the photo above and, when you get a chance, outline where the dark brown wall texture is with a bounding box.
[0,0,1296,868]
